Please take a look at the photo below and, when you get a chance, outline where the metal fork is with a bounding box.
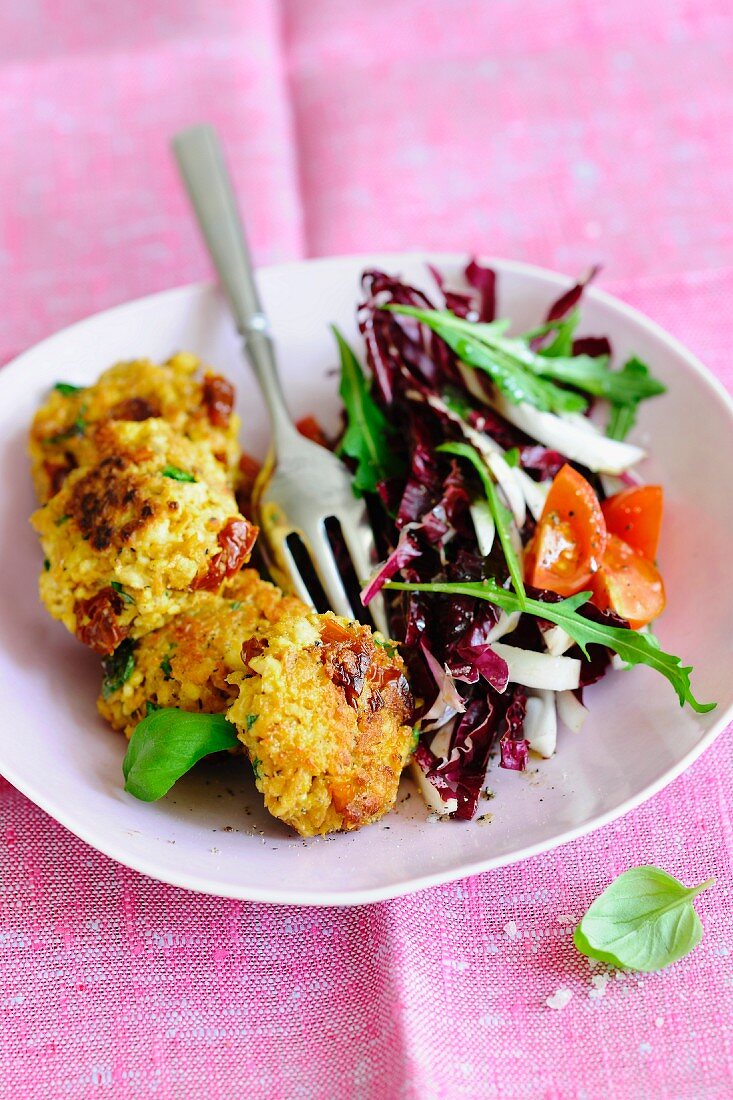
[172,125,388,635]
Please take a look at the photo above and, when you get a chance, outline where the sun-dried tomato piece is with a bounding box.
[109,396,160,421]
[202,373,235,428]
[75,587,128,655]
[241,636,267,672]
[191,517,257,591]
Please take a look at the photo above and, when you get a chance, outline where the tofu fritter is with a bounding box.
[29,353,240,502]
[98,569,304,737]
[32,419,257,654]
[227,608,414,837]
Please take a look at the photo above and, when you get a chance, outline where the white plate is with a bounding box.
[2,254,732,906]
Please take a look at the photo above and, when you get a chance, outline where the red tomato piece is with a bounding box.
[525,464,607,597]
[602,485,663,561]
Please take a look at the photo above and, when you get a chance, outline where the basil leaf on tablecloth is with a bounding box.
[573,866,715,972]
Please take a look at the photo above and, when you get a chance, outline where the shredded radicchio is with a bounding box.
[343,259,618,818]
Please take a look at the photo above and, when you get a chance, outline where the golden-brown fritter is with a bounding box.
[227,608,414,837]
[28,353,241,502]
[32,419,257,654]
[98,570,305,737]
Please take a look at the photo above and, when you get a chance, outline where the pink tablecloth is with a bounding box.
[2,3,732,1096]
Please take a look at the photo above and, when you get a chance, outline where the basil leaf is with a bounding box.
[122,708,239,801]
[387,305,587,415]
[101,639,136,700]
[437,441,526,604]
[54,381,84,396]
[574,866,714,972]
[333,325,403,495]
[162,465,196,483]
[382,578,715,713]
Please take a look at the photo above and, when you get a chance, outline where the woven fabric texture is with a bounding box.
[2,2,732,1097]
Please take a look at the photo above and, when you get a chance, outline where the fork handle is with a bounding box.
[172,124,296,443]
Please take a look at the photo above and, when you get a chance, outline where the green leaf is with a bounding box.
[159,655,173,681]
[436,442,526,604]
[46,403,88,445]
[535,353,665,405]
[333,325,403,495]
[162,465,197,483]
[538,309,580,358]
[101,639,136,700]
[123,708,239,801]
[388,306,666,424]
[605,358,662,440]
[503,446,520,468]
[382,578,715,713]
[387,305,587,415]
[573,866,714,972]
[110,580,135,605]
[54,381,84,396]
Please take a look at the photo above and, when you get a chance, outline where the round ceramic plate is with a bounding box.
[2,254,732,905]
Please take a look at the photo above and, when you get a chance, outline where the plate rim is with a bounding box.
[2,251,732,907]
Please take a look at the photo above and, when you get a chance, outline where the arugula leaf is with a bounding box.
[382,578,715,713]
[538,309,580,357]
[54,381,84,396]
[387,305,587,415]
[388,306,666,420]
[574,866,714,972]
[605,357,661,440]
[333,325,402,495]
[162,465,197,483]
[123,708,239,801]
[437,442,526,604]
[101,639,136,700]
[535,353,665,405]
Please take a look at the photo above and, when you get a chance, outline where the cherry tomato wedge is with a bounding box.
[525,464,607,597]
[602,485,663,562]
[591,534,666,628]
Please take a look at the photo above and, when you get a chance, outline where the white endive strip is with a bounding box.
[486,609,521,642]
[491,643,581,691]
[469,500,495,557]
[430,723,454,760]
[542,623,575,657]
[556,689,588,733]
[524,689,557,758]
[421,644,466,723]
[515,468,551,521]
[487,393,645,473]
[410,760,457,816]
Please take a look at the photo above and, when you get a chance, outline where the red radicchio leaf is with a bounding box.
[448,639,509,691]
[427,263,476,318]
[465,259,497,322]
[499,687,529,771]
[519,445,567,480]
[360,524,423,606]
[545,264,601,322]
[572,335,612,358]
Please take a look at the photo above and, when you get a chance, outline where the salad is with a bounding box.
[332,261,714,820]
